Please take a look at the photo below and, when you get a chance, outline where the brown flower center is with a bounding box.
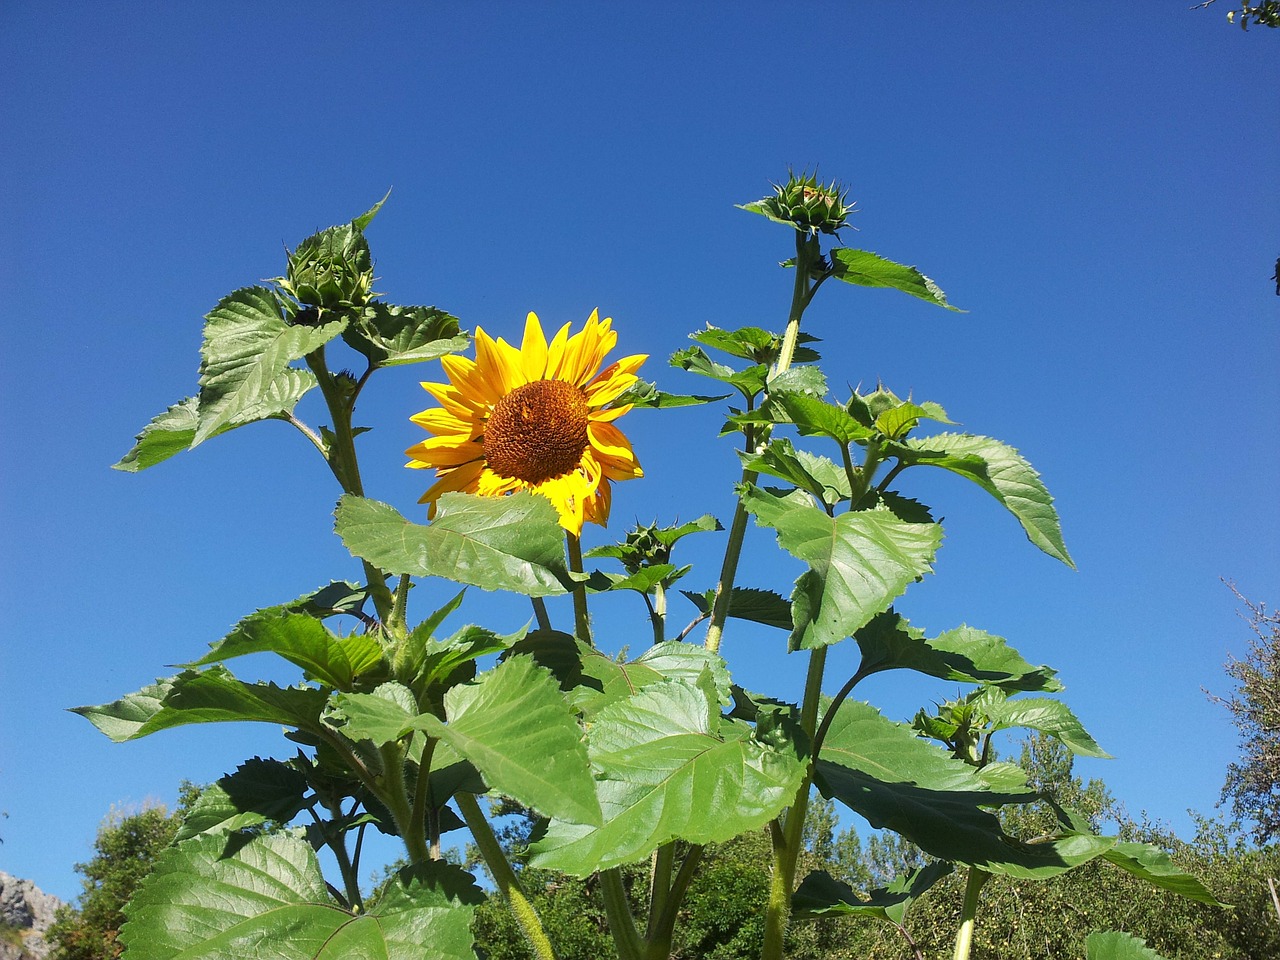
[484,379,590,484]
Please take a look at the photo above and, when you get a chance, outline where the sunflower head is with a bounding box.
[406,310,646,536]
[752,171,855,236]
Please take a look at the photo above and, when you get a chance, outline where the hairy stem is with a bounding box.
[456,792,558,960]
[600,868,643,960]
[566,533,591,644]
[761,645,828,960]
[952,867,989,960]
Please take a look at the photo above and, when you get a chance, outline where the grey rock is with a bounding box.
[0,872,63,960]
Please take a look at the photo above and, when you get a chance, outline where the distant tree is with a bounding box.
[1212,584,1280,844]
[46,785,198,960]
[1193,0,1280,29]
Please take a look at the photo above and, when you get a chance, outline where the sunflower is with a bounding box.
[407,310,646,535]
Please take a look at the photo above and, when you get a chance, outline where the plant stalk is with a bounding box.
[567,532,591,643]
[600,868,643,960]
[952,867,989,960]
[456,792,558,960]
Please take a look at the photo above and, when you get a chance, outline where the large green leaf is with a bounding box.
[895,433,1073,566]
[613,379,729,409]
[120,832,482,960]
[175,757,311,841]
[740,439,852,508]
[328,682,421,746]
[987,696,1110,757]
[669,346,769,400]
[1100,841,1228,905]
[115,367,316,471]
[1085,931,1173,960]
[188,610,384,691]
[193,286,345,445]
[689,324,821,365]
[343,303,469,366]
[72,667,328,742]
[529,674,808,875]
[792,861,953,923]
[854,612,1063,693]
[334,492,571,596]
[815,700,1116,877]
[742,485,942,650]
[828,248,961,311]
[565,640,733,716]
[681,587,794,632]
[415,656,602,826]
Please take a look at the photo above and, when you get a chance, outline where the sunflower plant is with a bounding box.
[80,178,1220,960]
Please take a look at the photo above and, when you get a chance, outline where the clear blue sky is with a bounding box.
[2,4,1276,902]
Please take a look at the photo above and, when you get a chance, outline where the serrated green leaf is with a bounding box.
[742,485,942,651]
[115,367,317,472]
[987,696,1110,757]
[328,681,420,746]
[415,656,601,826]
[816,701,1115,877]
[188,610,385,690]
[175,758,311,842]
[343,303,469,366]
[854,612,1063,693]
[740,439,851,507]
[681,587,793,631]
[874,401,953,440]
[588,564,685,595]
[283,581,371,621]
[194,286,344,445]
[529,676,807,874]
[119,832,482,960]
[896,433,1073,566]
[792,861,953,923]
[829,248,962,311]
[669,346,769,399]
[688,325,823,366]
[774,393,874,445]
[1100,841,1229,905]
[614,379,729,408]
[654,514,722,546]
[335,492,571,596]
[73,667,328,742]
[1085,931,1174,960]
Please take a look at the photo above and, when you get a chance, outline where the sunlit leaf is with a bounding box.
[829,248,962,311]
[343,303,469,366]
[335,493,572,596]
[1085,931,1174,960]
[742,485,942,650]
[119,833,482,960]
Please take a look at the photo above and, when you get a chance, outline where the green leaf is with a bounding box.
[588,564,686,595]
[614,379,729,408]
[773,393,874,445]
[987,696,1110,757]
[335,492,571,596]
[669,346,768,399]
[681,587,793,631]
[529,675,808,874]
[815,700,1116,877]
[72,667,328,742]
[328,682,420,746]
[175,757,311,841]
[1085,931,1174,960]
[343,303,469,366]
[792,861,954,923]
[115,368,317,471]
[742,485,942,650]
[1100,841,1229,906]
[896,433,1074,566]
[689,325,822,365]
[119,832,482,960]
[283,581,371,621]
[416,656,602,826]
[194,286,344,445]
[829,248,962,311]
[854,612,1063,693]
[568,640,733,716]
[740,439,851,507]
[188,610,384,690]
[874,400,954,440]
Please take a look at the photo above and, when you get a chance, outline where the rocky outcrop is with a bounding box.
[0,872,62,960]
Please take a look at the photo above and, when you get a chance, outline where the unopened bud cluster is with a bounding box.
[761,171,854,236]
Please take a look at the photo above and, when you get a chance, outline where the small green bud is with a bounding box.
[276,223,378,309]
[757,170,855,236]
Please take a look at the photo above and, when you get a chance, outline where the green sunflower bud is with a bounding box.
[276,222,378,310]
[739,171,855,236]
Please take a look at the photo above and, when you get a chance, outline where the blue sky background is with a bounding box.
[2,4,1276,902]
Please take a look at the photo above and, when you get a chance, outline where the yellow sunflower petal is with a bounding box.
[520,312,549,382]
[418,460,485,510]
[474,326,527,393]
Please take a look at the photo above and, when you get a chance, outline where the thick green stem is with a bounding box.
[760,645,828,960]
[378,742,429,865]
[305,345,394,623]
[952,867,989,960]
[387,574,411,638]
[409,738,437,861]
[313,801,363,912]
[704,231,820,655]
[600,868,643,960]
[532,596,553,632]
[456,792,558,960]
[566,533,591,644]
[645,844,675,945]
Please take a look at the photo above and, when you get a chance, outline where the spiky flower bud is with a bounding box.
[276,224,377,309]
[742,171,855,236]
